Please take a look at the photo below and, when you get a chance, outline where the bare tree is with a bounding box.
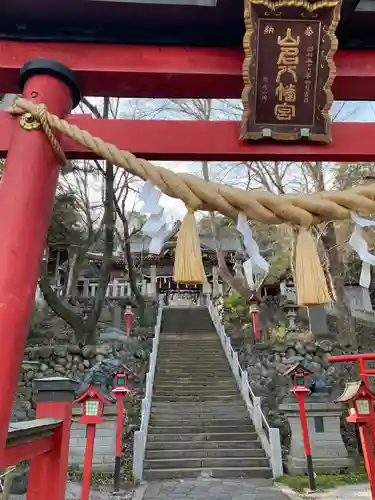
[39,97,115,344]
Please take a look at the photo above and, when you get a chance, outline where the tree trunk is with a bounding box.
[83,153,114,343]
[321,224,356,347]
[65,252,78,298]
[39,262,86,341]
[113,198,145,314]
[309,162,356,346]
[40,98,115,345]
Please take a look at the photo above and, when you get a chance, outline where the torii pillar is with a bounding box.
[0,60,80,451]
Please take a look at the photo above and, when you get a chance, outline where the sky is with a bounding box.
[66,97,375,225]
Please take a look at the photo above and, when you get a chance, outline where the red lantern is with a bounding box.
[74,385,112,425]
[73,385,113,500]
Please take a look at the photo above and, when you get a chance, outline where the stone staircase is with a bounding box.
[143,307,272,479]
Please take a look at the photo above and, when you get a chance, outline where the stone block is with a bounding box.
[69,407,117,472]
[279,397,352,474]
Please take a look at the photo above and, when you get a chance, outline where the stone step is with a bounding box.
[148,432,258,442]
[149,425,254,434]
[159,338,216,342]
[145,448,265,459]
[159,340,221,345]
[159,340,221,348]
[143,466,272,480]
[151,414,249,422]
[158,345,223,350]
[153,382,236,388]
[153,382,237,388]
[152,395,243,402]
[151,411,251,423]
[146,440,262,451]
[149,418,252,427]
[155,370,233,376]
[159,351,222,355]
[160,330,216,335]
[151,403,247,411]
[157,355,228,360]
[144,456,270,470]
[154,377,236,383]
[157,357,226,361]
[161,329,215,335]
[157,358,227,362]
[156,366,231,371]
[157,362,229,369]
[154,382,237,390]
[160,336,218,341]
[153,388,239,396]
[157,366,228,370]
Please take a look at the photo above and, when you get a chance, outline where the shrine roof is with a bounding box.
[0,0,373,49]
[86,231,241,264]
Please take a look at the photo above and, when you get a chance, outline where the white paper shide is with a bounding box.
[139,181,168,254]
[349,213,375,288]
[237,213,269,290]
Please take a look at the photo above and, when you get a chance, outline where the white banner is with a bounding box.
[139,181,168,254]
[237,213,269,290]
[349,213,375,288]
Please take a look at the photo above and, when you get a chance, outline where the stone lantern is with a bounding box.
[279,365,352,475]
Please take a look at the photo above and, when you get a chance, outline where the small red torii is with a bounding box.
[329,352,375,445]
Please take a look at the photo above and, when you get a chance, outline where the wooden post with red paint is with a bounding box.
[112,372,130,491]
[124,306,133,337]
[336,380,375,500]
[27,377,79,500]
[283,363,316,491]
[0,60,80,453]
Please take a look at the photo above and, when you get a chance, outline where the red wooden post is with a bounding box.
[340,381,375,500]
[112,373,129,491]
[295,391,315,487]
[81,424,96,500]
[284,364,316,490]
[27,377,79,500]
[359,424,375,499]
[249,302,260,341]
[0,59,80,452]
[124,306,133,337]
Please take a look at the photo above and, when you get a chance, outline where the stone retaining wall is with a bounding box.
[236,337,360,454]
[15,340,143,422]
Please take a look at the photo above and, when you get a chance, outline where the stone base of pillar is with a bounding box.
[279,397,352,475]
[287,456,353,475]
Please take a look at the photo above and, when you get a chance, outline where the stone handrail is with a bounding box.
[207,298,283,478]
[132,299,163,481]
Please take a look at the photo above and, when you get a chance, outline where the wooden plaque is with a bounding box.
[241,0,342,143]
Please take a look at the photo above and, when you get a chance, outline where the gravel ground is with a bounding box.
[65,482,134,500]
[7,482,134,500]
[143,478,293,500]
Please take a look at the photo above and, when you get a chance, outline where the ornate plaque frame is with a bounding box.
[241,0,342,143]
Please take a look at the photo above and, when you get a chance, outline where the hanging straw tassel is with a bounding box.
[295,228,332,306]
[173,209,206,284]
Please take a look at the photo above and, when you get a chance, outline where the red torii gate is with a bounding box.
[0,36,375,497]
